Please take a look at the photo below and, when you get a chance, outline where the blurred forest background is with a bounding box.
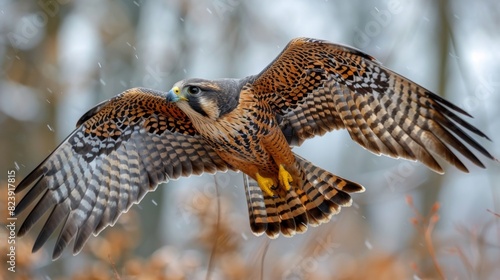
[1,0,499,279]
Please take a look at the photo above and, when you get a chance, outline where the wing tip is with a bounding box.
[15,168,45,194]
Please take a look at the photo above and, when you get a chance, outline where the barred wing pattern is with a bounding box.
[253,38,495,173]
[15,88,229,259]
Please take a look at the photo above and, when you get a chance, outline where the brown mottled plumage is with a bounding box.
[16,38,495,259]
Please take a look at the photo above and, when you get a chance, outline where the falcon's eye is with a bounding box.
[187,86,201,95]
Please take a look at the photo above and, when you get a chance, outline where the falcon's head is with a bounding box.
[167,78,241,120]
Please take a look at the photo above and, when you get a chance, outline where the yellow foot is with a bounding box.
[278,164,293,191]
[255,173,276,197]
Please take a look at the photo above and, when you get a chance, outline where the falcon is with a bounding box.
[15,38,495,259]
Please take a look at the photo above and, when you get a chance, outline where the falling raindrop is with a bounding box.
[152,199,158,206]
[47,124,54,132]
[364,239,373,250]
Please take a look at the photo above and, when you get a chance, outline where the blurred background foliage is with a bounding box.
[1,0,499,279]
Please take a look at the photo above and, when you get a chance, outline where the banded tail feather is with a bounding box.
[244,153,365,238]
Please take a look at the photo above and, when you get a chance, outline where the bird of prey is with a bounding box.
[15,37,495,259]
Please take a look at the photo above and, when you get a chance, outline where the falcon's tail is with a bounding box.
[244,154,365,238]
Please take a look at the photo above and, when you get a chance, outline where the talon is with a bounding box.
[279,164,293,191]
[255,173,276,197]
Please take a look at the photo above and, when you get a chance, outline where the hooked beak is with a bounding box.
[166,86,188,102]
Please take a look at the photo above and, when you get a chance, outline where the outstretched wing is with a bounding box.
[251,37,495,173]
[15,87,230,259]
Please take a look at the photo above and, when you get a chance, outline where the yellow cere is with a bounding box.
[173,86,181,95]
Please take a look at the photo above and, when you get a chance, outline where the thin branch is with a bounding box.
[259,239,271,280]
[108,254,121,280]
[424,207,445,280]
[487,209,500,218]
[206,176,221,280]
